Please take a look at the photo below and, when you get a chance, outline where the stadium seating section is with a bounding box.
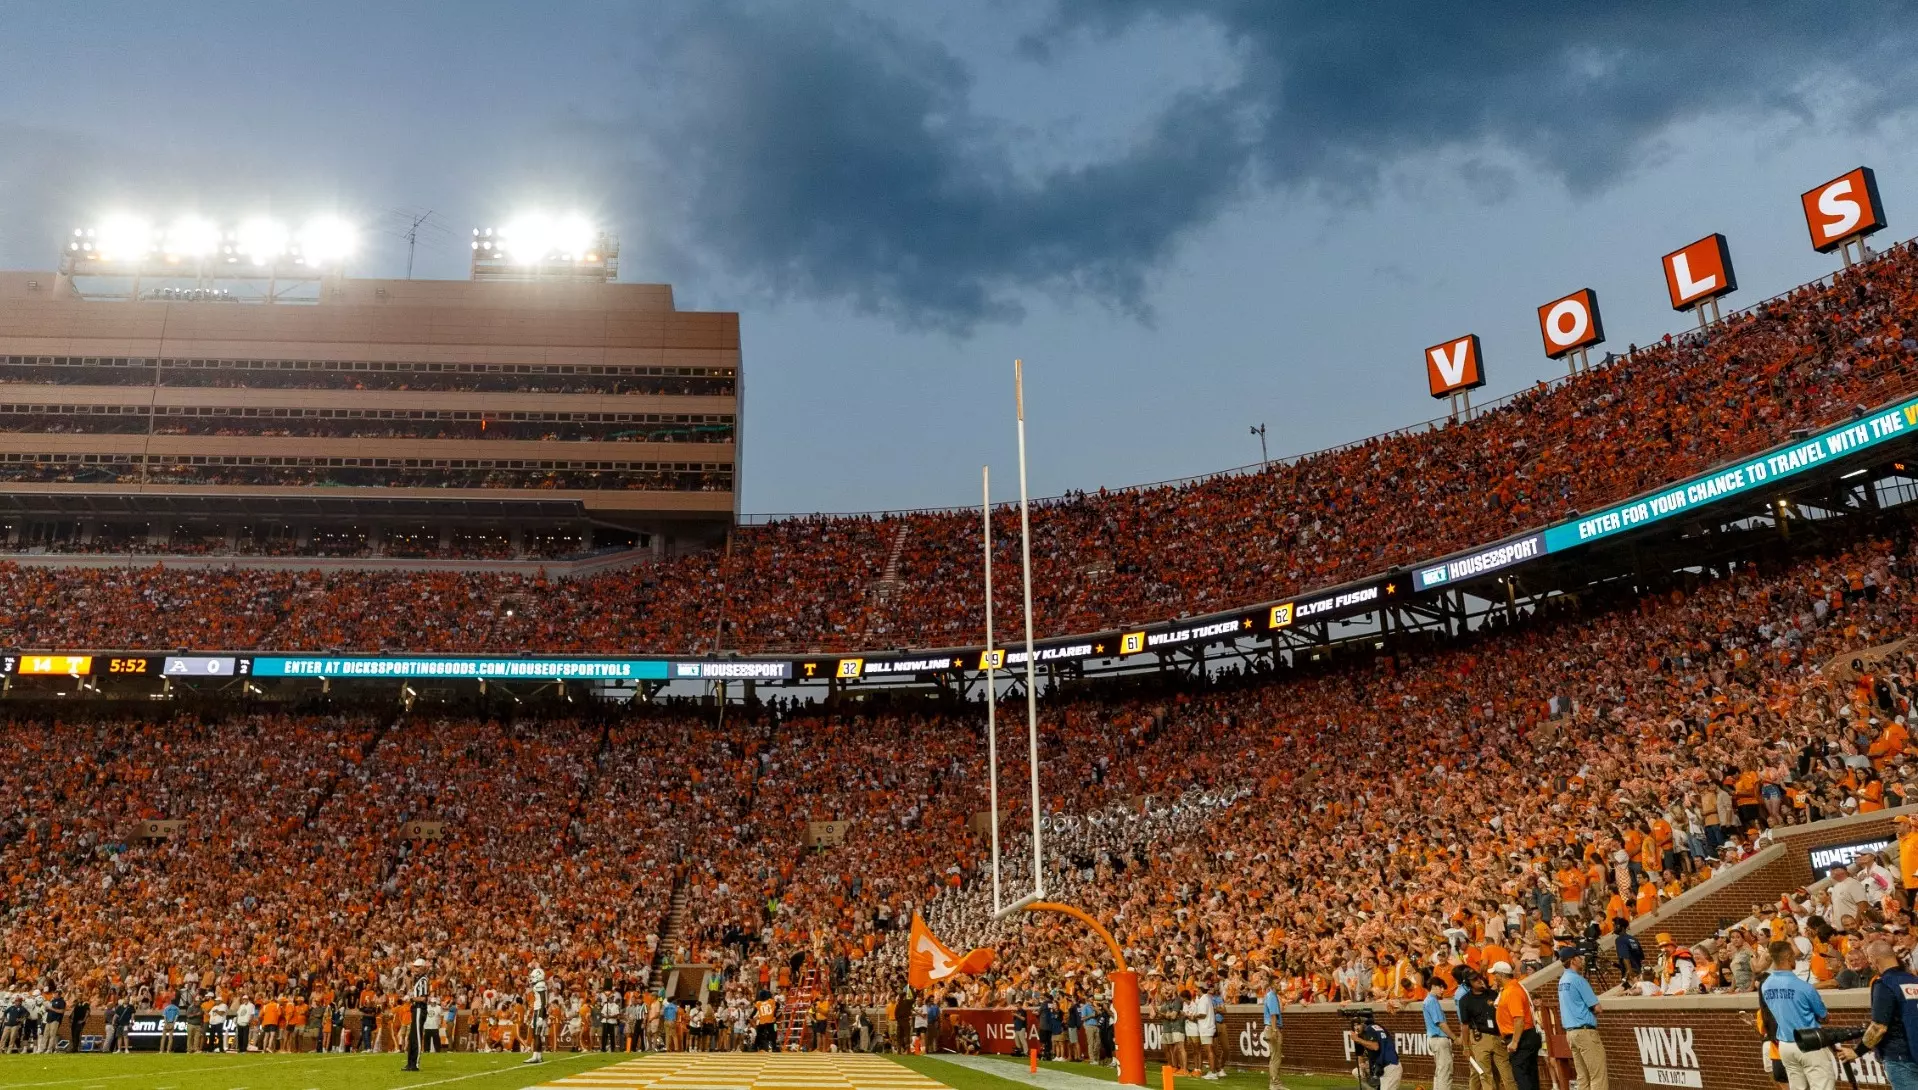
[7,245,1918,1037]
[4,243,1918,653]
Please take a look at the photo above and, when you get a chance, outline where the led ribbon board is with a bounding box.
[1543,397,1918,553]
[251,657,673,679]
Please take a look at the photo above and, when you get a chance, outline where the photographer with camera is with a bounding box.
[1835,938,1918,1090]
[1763,940,1838,1090]
[1349,1008,1403,1090]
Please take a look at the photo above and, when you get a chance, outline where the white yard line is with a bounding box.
[392,1051,604,1089]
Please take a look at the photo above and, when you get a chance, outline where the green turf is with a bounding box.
[958,1053,1354,1090]
[0,1048,628,1089]
[0,1048,1360,1090]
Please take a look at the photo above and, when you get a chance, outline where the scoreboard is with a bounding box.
[11,654,241,677]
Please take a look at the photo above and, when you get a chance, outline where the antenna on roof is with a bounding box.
[378,208,449,279]
[402,210,432,280]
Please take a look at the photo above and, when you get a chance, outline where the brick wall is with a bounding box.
[1153,993,1881,1089]
[1629,805,1913,950]
[1588,992,1880,1090]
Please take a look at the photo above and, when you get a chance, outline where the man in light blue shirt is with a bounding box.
[1421,971,1453,1090]
[1556,949,1606,1090]
[1259,973,1285,1090]
[1763,941,1836,1090]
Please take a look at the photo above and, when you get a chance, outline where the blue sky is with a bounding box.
[3,1,1917,513]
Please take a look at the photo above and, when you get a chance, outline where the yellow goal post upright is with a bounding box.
[981,360,1146,1087]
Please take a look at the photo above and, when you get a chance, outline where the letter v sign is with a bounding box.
[1430,341,1469,385]
[1424,334,1483,398]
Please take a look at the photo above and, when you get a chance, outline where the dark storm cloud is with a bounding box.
[1039,1,1918,195]
[633,1,1918,331]
[627,3,1255,332]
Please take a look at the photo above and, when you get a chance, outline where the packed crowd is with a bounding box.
[2,243,1916,653]
[0,361,738,398]
[788,534,1918,1015]
[4,531,1918,1053]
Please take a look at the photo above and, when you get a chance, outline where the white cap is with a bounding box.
[413,958,428,968]
[1491,961,1515,976]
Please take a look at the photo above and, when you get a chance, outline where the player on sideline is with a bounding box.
[403,957,430,1072]
[524,966,550,1065]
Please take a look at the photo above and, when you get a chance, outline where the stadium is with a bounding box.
[9,13,1918,1090]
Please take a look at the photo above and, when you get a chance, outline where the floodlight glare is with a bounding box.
[500,212,595,263]
[552,214,593,258]
[236,218,289,266]
[162,217,220,258]
[297,216,356,264]
[94,214,154,262]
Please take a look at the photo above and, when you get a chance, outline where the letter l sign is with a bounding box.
[1670,254,1717,300]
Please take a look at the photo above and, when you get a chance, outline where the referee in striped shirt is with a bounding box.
[404,958,430,1072]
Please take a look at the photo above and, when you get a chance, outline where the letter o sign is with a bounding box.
[1536,288,1604,359]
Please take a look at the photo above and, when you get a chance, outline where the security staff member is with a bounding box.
[1454,969,1484,1090]
[1422,970,1454,1090]
[1762,940,1836,1090]
[1493,962,1541,1090]
[1556,947,1608,1090]
[1261,973,1286,1090]
[1840,938,1918,1090]
[404,957,430,1072]
[1459,969,1517,1090]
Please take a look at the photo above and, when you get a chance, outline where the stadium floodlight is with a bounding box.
[92,214,155,263]
[498,212,596,263]
[162,216,220,260]
[296,216,356,264]
[236,218,289,267]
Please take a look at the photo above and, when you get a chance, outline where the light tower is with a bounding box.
[470,214,618,283]
[58,214,355,303]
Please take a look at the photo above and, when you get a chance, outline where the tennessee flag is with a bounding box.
[908,912,995,989]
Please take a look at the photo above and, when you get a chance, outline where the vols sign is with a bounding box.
[1801,167,1887,252]
[1661,234,1737,310]
[1537,289,1604,359]
[907,912,995,989]
[1425,334,1485,398]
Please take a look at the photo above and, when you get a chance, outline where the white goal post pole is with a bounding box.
[983,463,1002,916]
[1014,359,1045,902]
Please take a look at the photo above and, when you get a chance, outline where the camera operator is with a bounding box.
[1350,1008,1403,1090]
[1837,938,1918,1090]
[1763,940,1837,1090]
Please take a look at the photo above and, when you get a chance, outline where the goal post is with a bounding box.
[976,360,1143,1086]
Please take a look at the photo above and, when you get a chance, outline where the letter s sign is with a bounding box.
[1802,166,1887,253]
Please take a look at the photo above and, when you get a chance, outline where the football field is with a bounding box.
[0,1049,1348,1090]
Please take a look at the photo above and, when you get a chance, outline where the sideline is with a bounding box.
[0,1057,307,1088]
[922,1055,1116,1090]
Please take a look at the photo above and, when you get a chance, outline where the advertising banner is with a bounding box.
[1544,398,1918,553]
